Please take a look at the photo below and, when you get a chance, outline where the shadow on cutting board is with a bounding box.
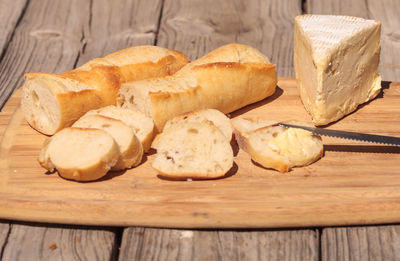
[377,81,392,98]
[318,81,392,128]
[324,144,400,154]
[229,86,284,118]
[157,162,238,181]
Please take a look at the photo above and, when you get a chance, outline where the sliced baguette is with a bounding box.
[233,118,323,172]
[22,46,189,135]
[163,108,232,141]
[247,125,323,172]
[118,43,277,132]
[231,117,277,152]
[38,128,120,181]
[151,121,233,179]
[72,115,143,170]
[84,105,154,152]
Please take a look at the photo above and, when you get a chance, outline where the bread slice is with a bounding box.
[247,125,323,172]
[163,109,232,141]
[151,121,233,179]
[231,117,277,152]
[117,43,277,132]
[84,105,154,152]
[72,115,143,170]
[234,119,323,172]
[38,128,120,181]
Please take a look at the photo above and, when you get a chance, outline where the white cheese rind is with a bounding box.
[294,15,381,125]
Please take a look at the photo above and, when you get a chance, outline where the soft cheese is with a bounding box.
[294,15,381,125]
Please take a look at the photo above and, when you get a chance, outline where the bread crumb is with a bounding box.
[186,178,192,182]
[49,243,57,250]
[13,170,17,173]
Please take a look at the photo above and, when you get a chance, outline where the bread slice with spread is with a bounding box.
[232,117,323,172]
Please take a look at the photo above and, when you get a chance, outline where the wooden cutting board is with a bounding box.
[1,78,400,228]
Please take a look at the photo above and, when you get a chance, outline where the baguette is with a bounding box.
[83,105,154,152]
[163,108,232,141]
[21,46,189,135]
[38,128,120,181]
[72,115,143,170]
[151,121,233,180]
[232,118,323,172]
[117,43,277,132]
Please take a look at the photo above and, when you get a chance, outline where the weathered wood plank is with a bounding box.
[321,226,400,261]
[306,0,369,17]
[307,1,400,259]
[119,1,318,260]
[306,0,400,81]
[1,0,164,258]
[0,0,87,109]
[366,0,400,82]
[0,0,124,259]
[1,222,118,261]
[0,0,164,107]
[76,0,163,66]
[0,0,168,258]
[0,221,10,258]
[119,228,319,261]
[0,0,28,58]
[157,0,302,77]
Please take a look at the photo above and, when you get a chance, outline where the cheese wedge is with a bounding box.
[294,15,381,125]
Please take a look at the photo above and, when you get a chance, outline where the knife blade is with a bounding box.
[278,123,400,147]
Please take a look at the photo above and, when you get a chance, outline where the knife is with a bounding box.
[278,123,400,147]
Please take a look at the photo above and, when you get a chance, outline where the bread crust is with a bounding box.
[118,44,277,132]
[21,46,189,135]
[155,169,230,180]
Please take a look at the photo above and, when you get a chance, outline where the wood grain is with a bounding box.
[306,2,400,260]
[147,1,315,259]
[119,227,318,261]
[0,0,398,259]
[0,221,10,258]
[0,0,27,60]
[321,226,400,261]
[157,0,302,77]
[306,0,400,82]
[0,0,88,109]
[367,0,400,82]
[306,0,369,17]
[75,0,163,67]
[0,222,118,261]
[1,79,400,228]
[0,0,165,259]
[0,0,137,258]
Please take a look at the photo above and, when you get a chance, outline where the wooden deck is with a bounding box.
[0,0,399,260]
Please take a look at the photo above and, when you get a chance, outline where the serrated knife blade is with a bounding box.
[278,123,400,147]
